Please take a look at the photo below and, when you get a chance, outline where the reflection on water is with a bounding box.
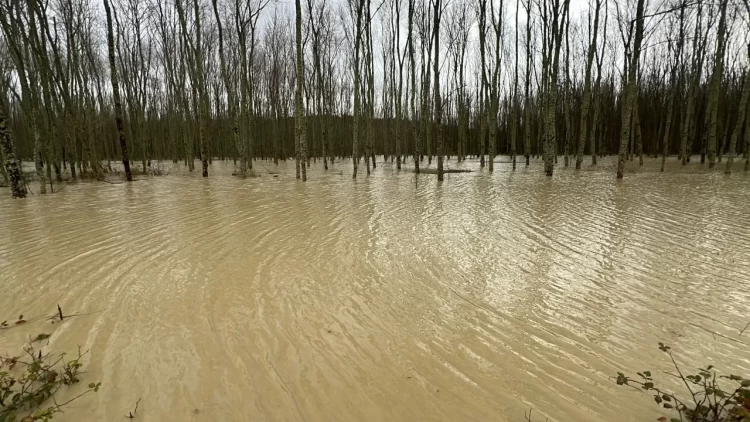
[1,157,749,421]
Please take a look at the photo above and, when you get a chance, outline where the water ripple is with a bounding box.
[0,157,748,422]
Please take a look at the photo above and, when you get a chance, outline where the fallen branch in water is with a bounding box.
[125,397,142,419]
[741,321,750,337]
[524,408,549,422]
[1,305,105,330]
[260,165,277,175]
[412,168,473,174]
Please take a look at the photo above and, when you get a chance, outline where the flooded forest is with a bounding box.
[1,0,750,421]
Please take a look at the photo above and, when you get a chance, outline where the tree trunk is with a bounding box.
[352,0,364,178]
[707,0,729,168]
[295,0,307,181]
[212,0,244,176]
[616,0,645,179]
[542,0,569,177]
[193,0,209,178]
[634,101,643,165]
[725,65,750,174]
[563,15,571,168]
[509,0,520,170]
[523,0,532,166]
[0,103,27,198]
[577,0,601,169]
[103,0,132,182]
[434,0,443,181]
[661,93,675,172]
[477,0,487,169]
[488,0,502,174]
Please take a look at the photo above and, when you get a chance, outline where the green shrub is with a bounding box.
[615,343,750,422]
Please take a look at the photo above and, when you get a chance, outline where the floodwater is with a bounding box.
[1,157,749,422]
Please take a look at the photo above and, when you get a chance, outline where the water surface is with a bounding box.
[1,157,749,421]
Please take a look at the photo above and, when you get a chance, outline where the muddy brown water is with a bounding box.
[1,157,749,421]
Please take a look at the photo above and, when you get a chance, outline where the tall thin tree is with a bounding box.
[103,0,132,181]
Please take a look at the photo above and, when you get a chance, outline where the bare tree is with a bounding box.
[540,0,570,176]
[487,0,503,173]
[103,0,132,181]
[389,0,406,170]
[175,0,209,177]
[475,0,488,168]
[616,0,645,179]
[706,0,730,168]
[523,0,532,166]
[295,0,307,181]
[576,0,602,169]
[212,0,243,175]
[661,2,686,172]
[725,42,749,174]
[0,0,47,192]
[407,0,420,173]
[429,0,443,179]
[350,0,365,178]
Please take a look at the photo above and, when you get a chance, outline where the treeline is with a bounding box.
[1,0,749,196]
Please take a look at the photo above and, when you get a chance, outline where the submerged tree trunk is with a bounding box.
[487,0,502,174]
[433,0,443,181]
[523,0,532,166]
[681,1,707,166]
[477,0,487,169]
[661,93,675,172]
[542,0,569,177]
[352,0,364,178]
[193,0,209,177]
[510,0,520,170]
[725,63,750,174]
[408,0,419,174]
[707,0,730,168]
[662,4,685,172]
[212,0,243,176]
[392,0,403,170]
[103,0,132,182]
[616,0,645,179]
[0,147,7,186]
[577,0,601,169]
[634,101,643,165]
[563,16,571,167]
[295,0,307,181]
[0,104,26,198]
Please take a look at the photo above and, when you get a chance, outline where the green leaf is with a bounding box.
[663,403,673,409]
[740,380,750,387]
[643,371,651,377]
[88,383,96,389]
[662,394,672,402]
